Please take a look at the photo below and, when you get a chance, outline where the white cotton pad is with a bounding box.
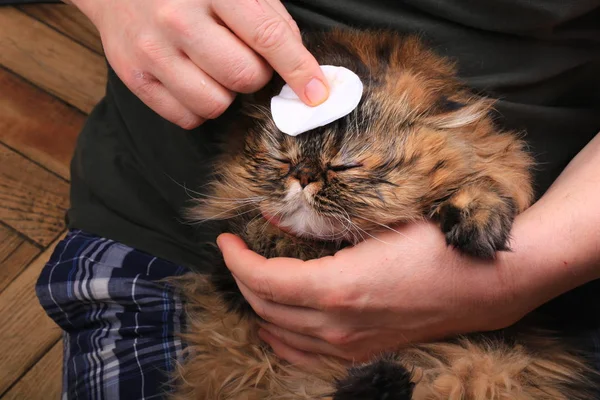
[270,65,364,136]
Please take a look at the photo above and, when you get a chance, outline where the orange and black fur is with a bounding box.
[170,30,599,399]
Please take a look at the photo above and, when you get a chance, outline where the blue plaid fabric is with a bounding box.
[36,230,189,400]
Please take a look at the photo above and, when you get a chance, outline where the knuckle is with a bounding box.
[156,4,184,30]
[126,70,157,96]
[248,274,270,299]
[286,55,314,78]
[253,17,288,51]
[203,98,231,120]
[227,63,268,93]
[134,35,164,61]
[323,330,352,346]
[320,290,348,311]
[255,303,273,323]
[176,114,203,130]
[255,279,275,301]
[286,17,301,35]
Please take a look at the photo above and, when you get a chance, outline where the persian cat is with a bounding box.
[170,30,598,400]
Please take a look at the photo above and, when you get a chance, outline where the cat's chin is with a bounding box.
[261,208,348,242]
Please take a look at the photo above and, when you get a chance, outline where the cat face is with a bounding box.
[192,31,497,243]
[234,101,486,242]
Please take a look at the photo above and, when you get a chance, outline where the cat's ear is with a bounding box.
[425,96,493,129]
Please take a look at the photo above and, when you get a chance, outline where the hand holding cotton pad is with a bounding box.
[270,66,364,136]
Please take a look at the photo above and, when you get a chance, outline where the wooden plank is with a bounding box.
[0,67,85,180]
[0,226,23,264]
[0,7,107,113]
[2,340,63,400]
[0,225,40,293]
[0,145,70,247]
[18,3,103,55]
[0,234,65,395]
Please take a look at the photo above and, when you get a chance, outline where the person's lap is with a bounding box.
[36,230,189,399]
[36,229,600,399]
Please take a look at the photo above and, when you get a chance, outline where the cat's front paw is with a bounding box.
[437,188,517,259]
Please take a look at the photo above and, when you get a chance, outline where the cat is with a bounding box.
[169,30,599,400]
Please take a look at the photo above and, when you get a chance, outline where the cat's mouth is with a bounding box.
[261,200,348,242]
[261,211,295,236]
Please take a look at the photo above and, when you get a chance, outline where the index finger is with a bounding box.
[216,233,329,307]
[212,0,330,106]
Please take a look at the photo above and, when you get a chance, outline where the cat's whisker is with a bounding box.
[257,205,287,237]
[169,176,266,205]
[337,210,365,244]
[347,214,418,244]
[303,210,353,241]
[193,194,266,202]
[326,211,361,243]
[165,174,249,201]
[334,213,413,248]
[164,173,206,199]
[191,204,262,224]
[219,179,265,202]
[193,198,264,210]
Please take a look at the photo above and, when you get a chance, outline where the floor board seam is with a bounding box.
[0,221,43,251]
[15,5,104,57]
[0,141,72,185]
[0,336,62,398]
[0,63,95,116]
[1,229,68,292]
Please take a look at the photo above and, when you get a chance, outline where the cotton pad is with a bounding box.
[270,65,363,136]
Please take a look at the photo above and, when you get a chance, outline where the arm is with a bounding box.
[501,131,600,312]
[218,131,600,363]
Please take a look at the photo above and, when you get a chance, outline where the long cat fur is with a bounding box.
[168,30,599,399]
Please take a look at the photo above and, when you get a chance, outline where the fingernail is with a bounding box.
[216,235,224,250]
[304,78,329,106]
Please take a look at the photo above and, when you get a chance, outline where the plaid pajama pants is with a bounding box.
[36,230,189,400]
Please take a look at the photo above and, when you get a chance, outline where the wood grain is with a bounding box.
[0,225,40,293]
[0,67,85,180]
[0,226,23,265]
[0,7,107,113]
[18,3,103,55]
[0,234,65,396]
[0,144,70,247]
[2,339,63,400]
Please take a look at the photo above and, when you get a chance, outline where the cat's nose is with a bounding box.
[293,167,318,189]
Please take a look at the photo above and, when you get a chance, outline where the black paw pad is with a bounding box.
[334,357,414,400]
[439,203,514,259]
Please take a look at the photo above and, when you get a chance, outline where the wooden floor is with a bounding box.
[0,4,106,398]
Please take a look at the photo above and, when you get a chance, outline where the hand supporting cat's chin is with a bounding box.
[261,183,349,242]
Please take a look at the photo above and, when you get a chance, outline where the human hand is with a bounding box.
[217,220,535,365]
[71,0,329,128]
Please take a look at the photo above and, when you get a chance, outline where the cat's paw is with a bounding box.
[437,188,517,259]
[334,356,414,400]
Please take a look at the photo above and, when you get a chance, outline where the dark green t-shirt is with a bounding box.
[68,1,600,325]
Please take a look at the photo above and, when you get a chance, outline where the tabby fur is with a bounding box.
[170,30,598,399]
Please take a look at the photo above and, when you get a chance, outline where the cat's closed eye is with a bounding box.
[271,156,291,164]
[327,163,363,172]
